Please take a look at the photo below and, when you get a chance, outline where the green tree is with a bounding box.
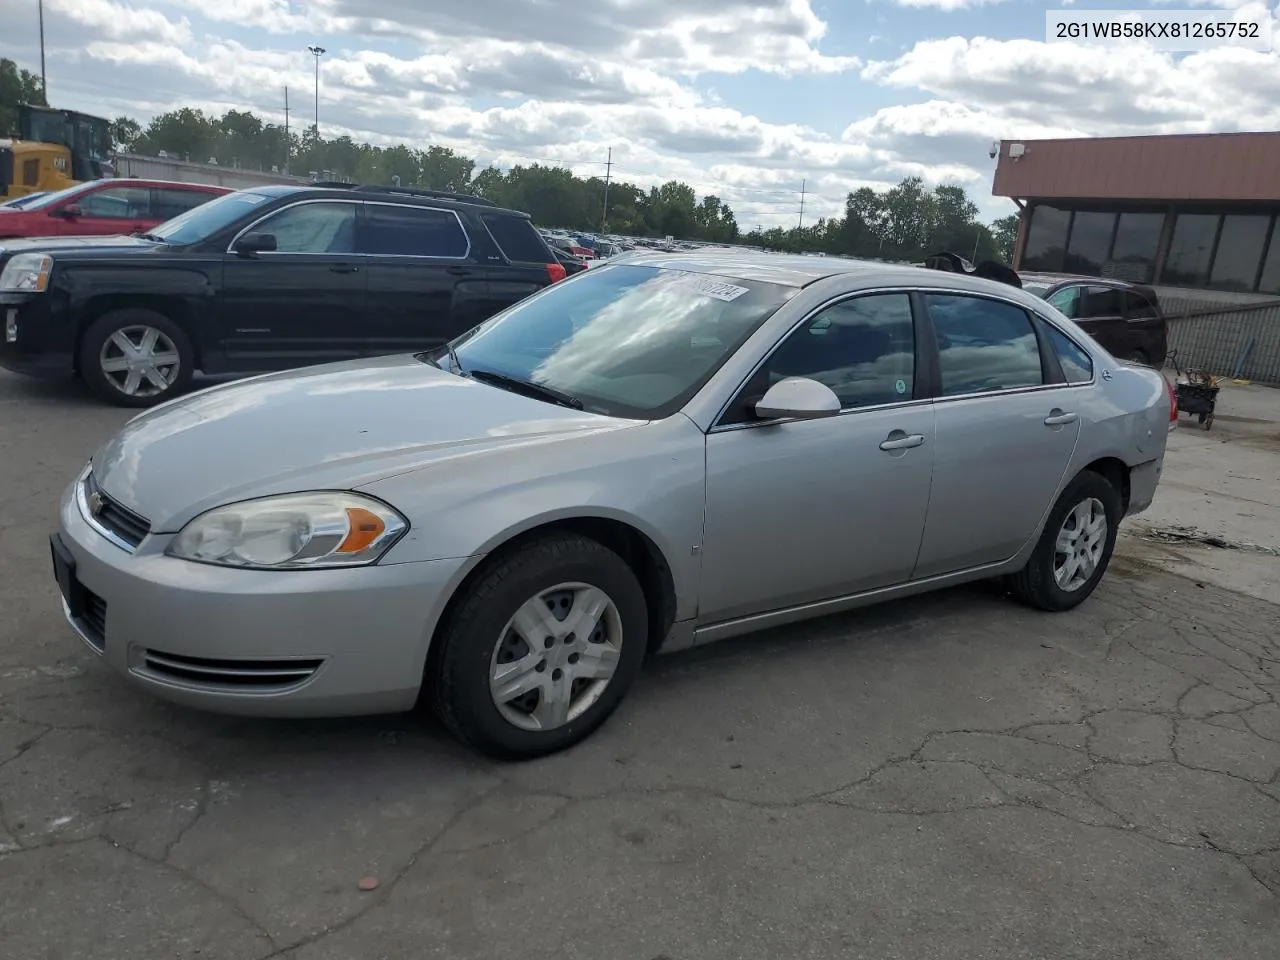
[0,58,47,136]
[989,214,1020,263]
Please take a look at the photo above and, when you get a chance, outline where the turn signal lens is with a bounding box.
[337,506,386,554]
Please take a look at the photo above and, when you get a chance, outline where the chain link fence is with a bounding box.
[1155,287,1280,384]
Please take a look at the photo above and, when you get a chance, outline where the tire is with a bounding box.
[78,308,194,407]
[429,534,649,760]
[1006,470,1122,612]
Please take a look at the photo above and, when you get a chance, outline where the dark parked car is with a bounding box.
[0,183,567,406]
[552,247,589,275]
[1020,273,1168,366]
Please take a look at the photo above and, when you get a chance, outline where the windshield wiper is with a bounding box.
[469,369,584,410]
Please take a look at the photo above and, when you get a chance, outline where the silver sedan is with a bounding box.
[51,252,1173,758]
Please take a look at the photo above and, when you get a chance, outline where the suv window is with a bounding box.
[483,213,551,263]
[152,187,214,222]
[1124,290,1159,319]
[1045,285,1081,319]
[1043,324,1094,383]
[926,294,1043,397]
[254,201,356,254]
[361,204,468,258]
[78,186,151,219]
[765,294,916,409]
[1083,285,1126,318]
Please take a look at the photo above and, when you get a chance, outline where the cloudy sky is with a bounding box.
[1,0,1278,228]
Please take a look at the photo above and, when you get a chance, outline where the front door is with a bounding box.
[359,203,485,355]
[699,292,936,624]
[217,199,367,370]
[55,183,153,237]
[913,292,1081,579]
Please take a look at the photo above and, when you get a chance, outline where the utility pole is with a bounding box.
[600,146,612,232]
[307,45,325,137]
[798,179,806,231]
[283,86,290,173]
[38,0,47,100]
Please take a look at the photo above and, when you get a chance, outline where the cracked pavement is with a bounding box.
[2,372,1279,960]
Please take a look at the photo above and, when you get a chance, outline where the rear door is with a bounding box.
[359,202,482,355]
[913,292,1081,579]
[1122,289,1167,364]
[56,183,153,237]
[217,198,367,368]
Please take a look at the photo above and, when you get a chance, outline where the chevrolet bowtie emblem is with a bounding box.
[88,491,105,516]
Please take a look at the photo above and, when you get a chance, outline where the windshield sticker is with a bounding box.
[675,274,750,302]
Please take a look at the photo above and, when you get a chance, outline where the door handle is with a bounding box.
[446,266,470,275]
[329,264,360,274]
[1044,410,1078,426]
[879,433,925,451]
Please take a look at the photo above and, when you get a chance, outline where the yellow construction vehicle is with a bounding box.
[1,104,113,201]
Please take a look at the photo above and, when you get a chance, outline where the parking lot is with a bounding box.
[1,370,1278,960]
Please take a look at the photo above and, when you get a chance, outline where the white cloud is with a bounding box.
[5,0,1280,229]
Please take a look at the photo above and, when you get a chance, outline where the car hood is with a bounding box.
[89,354,638,532]
[0,233,156,256]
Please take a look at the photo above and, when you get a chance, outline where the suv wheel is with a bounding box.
[79,309,194,407]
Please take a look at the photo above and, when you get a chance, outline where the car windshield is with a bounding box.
[446,263,799,420]
[1,192,47,209]
[144,189,273,245]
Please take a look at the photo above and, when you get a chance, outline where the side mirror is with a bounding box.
[754,377,841,421]
[235,232,277,255]
[57,204,84,219]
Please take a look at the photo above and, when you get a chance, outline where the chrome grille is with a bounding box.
[84,473,151,549]
[138,649,324,691]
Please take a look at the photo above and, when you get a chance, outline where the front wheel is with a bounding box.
[429,534,648,759]
[1007,470,1122,612]
[78,308,194,407]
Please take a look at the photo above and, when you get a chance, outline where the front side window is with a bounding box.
[255,201,356,254]
[448,264,798,420]
[361,205,468,258]
[1045,285,1081,319]
[764,294,916,409]
[78,186,151,219]
[1043,324,1094,383]
[926,294,1044,397]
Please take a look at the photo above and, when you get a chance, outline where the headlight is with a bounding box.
[0,253,54,293]
[167,492,408,569]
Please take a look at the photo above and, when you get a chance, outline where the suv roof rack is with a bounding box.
[311,182,498,207]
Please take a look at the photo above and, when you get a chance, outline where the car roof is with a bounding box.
[616,249,1029,294]
[105,178,231,191]
[1019,271,1154,294]
[246,183,531,218]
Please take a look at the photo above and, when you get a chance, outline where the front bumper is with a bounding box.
[54,479,470,717]
[0,294,75,379]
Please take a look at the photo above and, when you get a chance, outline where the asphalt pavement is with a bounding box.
[1,371,1278,960]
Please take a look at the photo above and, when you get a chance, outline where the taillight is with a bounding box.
[546,262,567,283]
[1166,376,1177,422]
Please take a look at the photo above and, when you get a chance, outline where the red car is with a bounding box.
[0,178,231,241]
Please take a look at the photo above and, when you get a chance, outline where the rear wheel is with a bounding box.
[429,534,648,759]
[78,308,194,407]
[1007,470,1122,612]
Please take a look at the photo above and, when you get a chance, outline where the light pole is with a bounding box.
[307,45,325,137]
[38,0,47,100]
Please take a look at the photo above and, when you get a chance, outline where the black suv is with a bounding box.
[1019,273,1168,366]
[0,183,567,406]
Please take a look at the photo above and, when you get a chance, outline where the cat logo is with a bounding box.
[53,156,68,172]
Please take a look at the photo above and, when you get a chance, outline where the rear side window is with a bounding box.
[1083,286,1126,318]
[1043,324,1094,383]
[1124,290,1160,319]
[361,204,469,258]
[925,294,1044,397]
[152,187,214,222]
[483,214,552,264]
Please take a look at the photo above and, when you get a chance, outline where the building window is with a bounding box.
[1258,226,1280,295]
[1109,213,1163,283]
[1063,211,1116,276]
[1208,215,1271,293]
[1021,205,1070,272]
[1162,214,1219,287]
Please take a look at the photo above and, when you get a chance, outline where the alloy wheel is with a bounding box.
[99,325,181,398]
[1053,497,1108,592]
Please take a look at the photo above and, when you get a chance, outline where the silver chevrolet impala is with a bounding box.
[51,252,1173,758]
